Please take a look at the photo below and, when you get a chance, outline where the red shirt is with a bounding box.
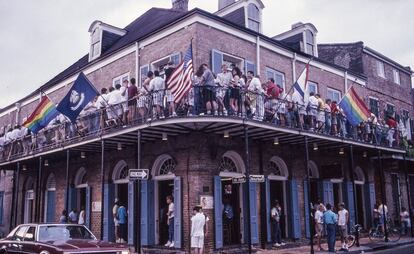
[386,118,397,128]
[267,82,280,99]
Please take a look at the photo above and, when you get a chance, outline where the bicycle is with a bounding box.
[368,218,401,242]
[346,224,362,248]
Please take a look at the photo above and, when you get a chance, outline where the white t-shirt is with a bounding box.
[248,77,264,94]
[10,128,21,140]
[309,96,319,108]
[168,203,174,219]
[150,77,165,91]
[216,72,232,87]
[315,210,324,224]
[338,209,348,226]
[378,204,388,216]
[191,212,209,237]
[78,210,85,224]
[107,90,123,105]
[95,94,109,109]
[120,86,128,102]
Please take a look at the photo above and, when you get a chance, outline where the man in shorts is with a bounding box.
[112,198,120,243]
[191,205,209,254]
[338,202,349,251]
[314,204,325,251]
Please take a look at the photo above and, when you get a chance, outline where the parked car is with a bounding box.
[0,224,130,254]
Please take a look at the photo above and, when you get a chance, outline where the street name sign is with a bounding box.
[232,175,246,184]
[129,169,149,180]
[249,175,265,183]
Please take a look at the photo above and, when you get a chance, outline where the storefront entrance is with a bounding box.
[156,179,174,246]
[221,178,242,245]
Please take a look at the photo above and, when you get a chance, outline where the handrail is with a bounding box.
[0,86,409,163]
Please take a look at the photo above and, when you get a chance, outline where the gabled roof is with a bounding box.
[1,6,367,113]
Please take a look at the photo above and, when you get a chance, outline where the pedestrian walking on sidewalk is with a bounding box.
[271,200,285,247]
[338,203,349,251]
[191,205,209,254]
[324,203,338,253]
[314,204,325,251]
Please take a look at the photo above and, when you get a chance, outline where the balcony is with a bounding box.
[0,87,408,165]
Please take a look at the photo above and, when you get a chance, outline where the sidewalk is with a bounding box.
[257,237,414,254]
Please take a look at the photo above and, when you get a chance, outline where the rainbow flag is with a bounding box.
[338,86,370,126]
[23,96,59,134]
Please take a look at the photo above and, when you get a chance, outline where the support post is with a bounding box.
[65,149,70,212]
[304,136,314,254]
[244,126,252,254]
[135,130,142,253]
[403,155,413,237]
[11,163,20,230]
[378,150,388,242]
[36,156,43,222]
[258,142,266,249]
[348,145,359,246]
[100,140,105,240]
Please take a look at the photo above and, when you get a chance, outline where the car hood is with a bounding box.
[44,239,128,250]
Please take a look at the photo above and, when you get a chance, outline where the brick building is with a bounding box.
[0,0,413,253]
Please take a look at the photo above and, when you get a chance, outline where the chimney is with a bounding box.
[172,0,189,11]
[218,0,236,10]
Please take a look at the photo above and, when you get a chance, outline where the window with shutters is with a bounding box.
[369,98,379,117]
[327,88,341,102]
[386,103,395,118]
[150,53,181,79]
[266,67,286,92]
[307,81,318,94]
[247,3,260,32]
[305,30,315,55]
[140,65,149,86]
[90,27,101,61]
[211,49,244,75]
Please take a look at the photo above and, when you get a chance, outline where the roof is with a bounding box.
[1,7,367,113]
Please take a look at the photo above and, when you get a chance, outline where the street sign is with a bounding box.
[129,169,149,180]
[232,175,246,184]
[249,175,265,183]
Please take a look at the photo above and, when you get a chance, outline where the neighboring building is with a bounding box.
[0,0,413,253]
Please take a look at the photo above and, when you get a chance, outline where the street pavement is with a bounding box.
[256,236,414,254]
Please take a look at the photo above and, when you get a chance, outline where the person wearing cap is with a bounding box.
[112,198,120,243]
[191,205,209,254]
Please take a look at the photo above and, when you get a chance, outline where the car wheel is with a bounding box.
[0,248,7,254]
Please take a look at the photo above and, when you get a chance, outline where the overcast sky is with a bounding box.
[0,0,413,108]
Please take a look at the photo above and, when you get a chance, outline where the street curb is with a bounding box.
[346,240,414,254]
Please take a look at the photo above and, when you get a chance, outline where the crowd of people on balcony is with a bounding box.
[0,62,411,161]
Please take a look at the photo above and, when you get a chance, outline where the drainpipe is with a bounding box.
[292,53,297,82]
[344,71,349,92]
[15,103,21,125]
[135,42,140,86]
[256,36,260,76]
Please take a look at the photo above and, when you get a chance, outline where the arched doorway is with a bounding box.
[354,166,366,227]
[214,151,258,249]
[151,154,179,247]
[68,167,91,227]
[23,177,34,223]
[265,156,289,240]
[44,173,56,222]
[112,161,129,207]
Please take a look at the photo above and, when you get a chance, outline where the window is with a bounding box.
[305,30,315,55]
[219,156,237,172]
[327,88,341,103]
[89,27,101,61]
[159,158,176,175]
[13,226,29,241]
[385,103,395,119]
[369,98,379,117]
[307,81,318,94]
[150,53,181,79]
[266,67,286,91]
[24,226,36,241]
[140,65,149,86]
[393,69,400,85]
[112,73,130,88]
[211,49,244,75]
[247,3,260,32]
[376,60,385,78]
[402,110,410,121]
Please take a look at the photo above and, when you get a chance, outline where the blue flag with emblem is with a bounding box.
[56,72,99,123]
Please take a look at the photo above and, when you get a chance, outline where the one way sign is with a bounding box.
[129,169,149,180]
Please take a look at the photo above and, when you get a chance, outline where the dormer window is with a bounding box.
[305,30,315,55]
[90,27,101,60]
[247,3,260,32]
[88,20,127,62]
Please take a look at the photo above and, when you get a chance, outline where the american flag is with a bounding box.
[167,45,194,103]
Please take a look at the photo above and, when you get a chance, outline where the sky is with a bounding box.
[0,0,413,108]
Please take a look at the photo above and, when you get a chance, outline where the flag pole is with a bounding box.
[272,57,313,119]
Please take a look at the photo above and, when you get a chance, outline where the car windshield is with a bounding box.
[38,225,96,241]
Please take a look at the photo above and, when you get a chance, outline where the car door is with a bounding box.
[7,225,29,253]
